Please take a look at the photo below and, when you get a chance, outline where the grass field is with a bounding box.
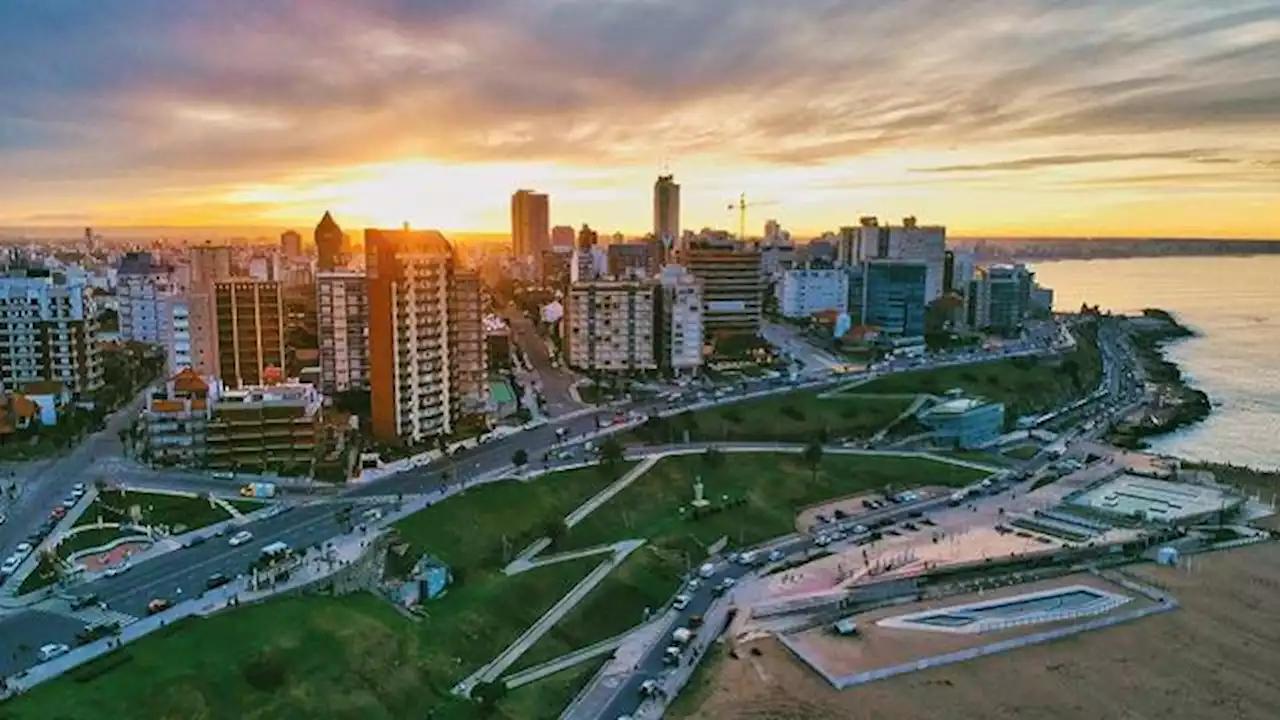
[856,325,1102,425]
[7,464,642,720]
[1003,444,1042,461]
[560,453,987,556]
[628,391,911,445]
[75,490,234,533]
[56,526,141,556]
[673,542,1280,720]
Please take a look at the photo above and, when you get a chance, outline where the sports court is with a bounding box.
[1069,474,1242,523]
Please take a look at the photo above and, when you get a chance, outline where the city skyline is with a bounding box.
[3,1,1279,239]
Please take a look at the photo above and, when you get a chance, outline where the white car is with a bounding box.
[228,530,253,547]
[104,562,131,577]
[15,542,32,556]
[1,555,21,575]
[672,594,693,610]
[37,643,70,662]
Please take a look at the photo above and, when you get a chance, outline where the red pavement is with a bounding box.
[79,542,151,572]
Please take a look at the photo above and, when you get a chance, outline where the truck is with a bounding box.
[240,482,277,499]
[671,627,694,646]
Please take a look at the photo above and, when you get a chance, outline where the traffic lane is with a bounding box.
[87,506,343,615]
[0,609,88,678]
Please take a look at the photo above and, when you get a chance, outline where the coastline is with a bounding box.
[1106,308,1212,451]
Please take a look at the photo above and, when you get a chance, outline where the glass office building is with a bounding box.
[861,260,927,338]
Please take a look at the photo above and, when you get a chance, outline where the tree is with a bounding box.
[803,438,824,481]
[512,449,529,469]
[599,436,624,466]
[703,446,724,469]
[542,518,567,543]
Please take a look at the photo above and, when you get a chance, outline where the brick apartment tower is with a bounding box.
[366,228,459,444]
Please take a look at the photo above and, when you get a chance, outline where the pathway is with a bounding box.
[564,456,661,528]
[454,539,645,697]
[503,629,630,689]
[209,496,242,518]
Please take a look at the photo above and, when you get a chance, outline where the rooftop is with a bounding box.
[923,397,993,416]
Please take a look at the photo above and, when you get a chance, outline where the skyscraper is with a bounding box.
[316,270,369,393]
[316,211,345,271]
[213,280,286,387]
[280,230,303,259]
[653,174,680,252]
[511,190,550,259]
[678,236,763,338]
[366,228,459,444]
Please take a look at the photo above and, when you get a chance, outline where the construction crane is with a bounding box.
[728,193,779,242]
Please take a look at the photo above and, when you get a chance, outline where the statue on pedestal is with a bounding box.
[691,475,710,508]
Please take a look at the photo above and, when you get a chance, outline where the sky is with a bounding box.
[2,0,1279,239]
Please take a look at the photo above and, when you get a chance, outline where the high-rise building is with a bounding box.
[566,278,658,372]
[572,224,600,283]
[316,211,346,272]
[862,260,928,338]
[186,245,233,377]
[540,247,574,288]
[658,265,704,374]
[511,190,550,259]
[678,237,763,338]
[450,269,488,408]
[0,269,103,399]
[550,225,576,249]
[653,174,680,252]
[117,252,174,344]
[776,267,849,318]
[281,230,303,259]
[840,216,946,302]
[213,280,286,387]
[366,228,458,444]
[971,264,1033,336]
[316,270,369,393]
[607,243,656,279]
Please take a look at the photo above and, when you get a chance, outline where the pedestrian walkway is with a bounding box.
[209,495,242,518]
[564,456,660,528]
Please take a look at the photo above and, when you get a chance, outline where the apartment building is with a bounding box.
[0,269,102,399]
[970,264,1033,336]
[678,237,763,338]
[204,381,322,472]
[566,278,658,372]
[366,228,457,444]
[316,271,369,394]
[213,280,286,387]
[450,269,487,408]
[117,252,174,344]
[658,265,704,374]
[776,267,849,318]
[141,368,213,465]
[157,297,192,373]
[187,245,233,377]
[511,190,550,259]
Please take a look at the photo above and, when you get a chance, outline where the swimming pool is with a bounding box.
[878,585,1132,634]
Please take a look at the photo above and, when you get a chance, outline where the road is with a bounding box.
[0,393,145,556]
[503,307,583,417]
[0,500,392,677]
[0,325,1072,685]
[595,319,1147,719]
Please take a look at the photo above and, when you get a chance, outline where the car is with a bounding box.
[852,524,868,534]
[672,594,693,610]
[183,534,207,548]
[62,496,77,509]
[69,593,100,610]
[50,507,66,519]
[1,555,21,575]
[104,562,131,577]
[0,513,5,525]
[15,542,32,555]
[71,485,86,499]
[37,643,70,662]
[205,573,231,590]
[228,530,253,547]
[147,598,171,614]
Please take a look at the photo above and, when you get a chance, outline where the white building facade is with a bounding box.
[659,265,704,373]
[776,267,849,318]
[0,270,103,398]
[316,270,370,394]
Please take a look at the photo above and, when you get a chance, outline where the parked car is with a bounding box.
[37,643,70,662]
[672,594,693,611]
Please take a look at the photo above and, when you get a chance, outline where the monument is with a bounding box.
[691,475,711,509]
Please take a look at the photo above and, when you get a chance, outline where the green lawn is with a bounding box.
[941,450,1014,467]
[559,453,986,556]
[56,526,141,557]
[227,498,268,514]
[7,463,643,719]
[1003,444,1042,461]
[75,490,234,533]
[628,391,911,445]
[855,324,1102,425]
[510,545,686,673]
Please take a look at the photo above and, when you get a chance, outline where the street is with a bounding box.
[503,307,583,417]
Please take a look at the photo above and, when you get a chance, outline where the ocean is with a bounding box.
[1030,255,1280,472]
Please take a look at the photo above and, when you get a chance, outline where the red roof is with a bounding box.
[171,368,209,394]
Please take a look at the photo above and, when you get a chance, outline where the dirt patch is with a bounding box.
[676,542,1280,720]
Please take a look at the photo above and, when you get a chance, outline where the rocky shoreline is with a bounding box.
[1107,308,1212,450]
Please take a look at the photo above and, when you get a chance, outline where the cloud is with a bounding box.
[1,0,1279,216]
[917,150,1227,173]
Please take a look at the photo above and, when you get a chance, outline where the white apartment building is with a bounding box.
[158,297,192,374]
[566,279,658,372]
[316,270,369,394]
[117,252,174,344]
[659,265,703,373]
[0,269,103,399]
[776,267,849,318]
